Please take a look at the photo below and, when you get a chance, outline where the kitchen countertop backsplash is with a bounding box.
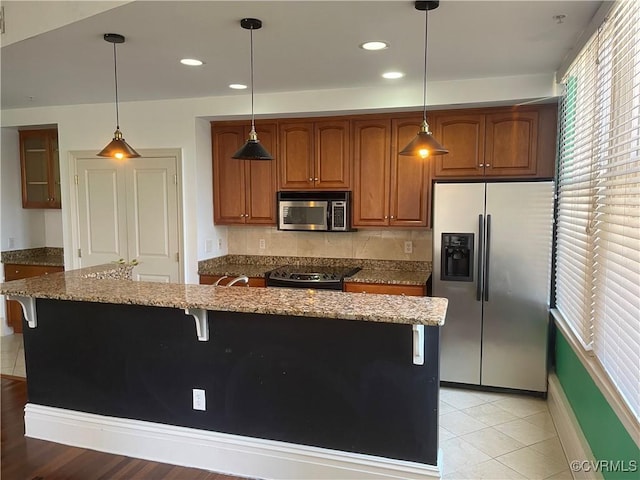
[1,247,64,267]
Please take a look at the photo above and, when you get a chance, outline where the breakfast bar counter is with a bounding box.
[1,264,447,479]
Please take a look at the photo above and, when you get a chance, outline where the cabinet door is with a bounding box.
[433,114,485,177]
[484,111,538,177]
[245,123,277,224]
[352,119,391,226]
[20,129,60,208]
[212,125,247,224]
[278,122,314,190]
[315,120,350,189]
[49,131,62,208]
[390,118,431,227]
[344,282,425,296]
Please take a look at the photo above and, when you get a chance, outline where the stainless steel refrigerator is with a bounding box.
[433,181,554,393]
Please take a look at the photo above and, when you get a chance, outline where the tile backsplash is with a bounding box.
[227,227,432,261]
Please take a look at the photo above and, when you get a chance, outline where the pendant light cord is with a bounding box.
[113,41,120,129]
[250,26,255,132]
[422,7,429,123]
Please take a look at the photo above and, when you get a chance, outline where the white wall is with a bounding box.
[0,73,557,283]
[0,127,47,250]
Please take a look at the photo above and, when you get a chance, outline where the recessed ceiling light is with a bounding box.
[180,58,203,66]
[229,84,248,90]
[360,41,389,51]
[382,72,404,79]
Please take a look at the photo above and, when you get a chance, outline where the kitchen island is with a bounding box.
[1,264,447,480]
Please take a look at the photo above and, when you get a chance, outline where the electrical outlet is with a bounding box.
[259,238,266,249]
[217,238,223,249]
[192,388,206,411]
[8,237,15,249]
[205,239,213,253]
[404,241,413,254]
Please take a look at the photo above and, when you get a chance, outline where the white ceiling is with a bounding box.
[1,0,606,110]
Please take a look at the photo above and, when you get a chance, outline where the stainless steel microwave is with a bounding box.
[277,191,352,232]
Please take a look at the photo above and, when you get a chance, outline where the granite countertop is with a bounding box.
[1,264,447,327]
[1,247,64,267]
[198,255,431,286]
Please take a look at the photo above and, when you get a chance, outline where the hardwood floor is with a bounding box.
[1,376,247,480]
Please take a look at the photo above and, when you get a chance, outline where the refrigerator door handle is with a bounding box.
[477,214,484,302]
[485,214,492,302]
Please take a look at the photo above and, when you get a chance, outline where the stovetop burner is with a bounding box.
[266,265,361,290]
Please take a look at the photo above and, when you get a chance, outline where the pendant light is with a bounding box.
[97,33,140,159]
[399,1,448,158]
[232,18,273,160]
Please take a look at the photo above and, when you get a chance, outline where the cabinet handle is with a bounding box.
[308,178,313,182]
[390,216,395,219]
[384,215,388,219]
[314,178,318,181]
[479,164,484,167]
[485,164,491,167]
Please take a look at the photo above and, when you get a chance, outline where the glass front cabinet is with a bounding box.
[19,129,61,209]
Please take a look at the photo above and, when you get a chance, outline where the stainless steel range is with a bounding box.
[266,265,361,290]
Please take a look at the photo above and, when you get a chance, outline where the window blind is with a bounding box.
[556,41,599,350]
[556,0,640,422]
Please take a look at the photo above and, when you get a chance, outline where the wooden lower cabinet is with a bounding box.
[343,282,426,296]
[4,264,64,333]
[199,275,266,288]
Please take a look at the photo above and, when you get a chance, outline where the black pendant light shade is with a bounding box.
[400,1,448,158]
[97,33,140,159]
[232,18,273,160]
[232,129,273,160]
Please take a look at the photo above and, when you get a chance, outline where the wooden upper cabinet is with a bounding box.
[245,124,278,224]
[279,120,350,190]
[278,122,314,189]
[432,105,556,180]
[484,110,538,176]
[315,120,350,189]
[433,114,486,177]
[390,117,431,227]
[352,119,391,226]
[212,122,277,225]
[20,129,61,208]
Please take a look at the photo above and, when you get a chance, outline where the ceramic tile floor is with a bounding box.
[440,387,571,479]
[1,333,572,479]
[1,333,26,377]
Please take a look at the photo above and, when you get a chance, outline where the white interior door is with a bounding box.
[76,158,128,266]
[75,154,181,283]
[125,157,180,283]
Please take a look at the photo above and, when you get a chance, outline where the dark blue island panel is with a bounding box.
[23,299,440,465]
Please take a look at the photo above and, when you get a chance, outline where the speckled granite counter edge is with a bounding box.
[198,255,432,285]
[1,264,447,327]
[1,247,64,267]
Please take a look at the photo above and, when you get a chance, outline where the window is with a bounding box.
[556,0,639,422]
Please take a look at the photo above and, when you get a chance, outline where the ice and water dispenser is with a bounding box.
[441,233,474,281]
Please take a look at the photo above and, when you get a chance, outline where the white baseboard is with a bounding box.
[548,373,603,480]
[25,403,441,480]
